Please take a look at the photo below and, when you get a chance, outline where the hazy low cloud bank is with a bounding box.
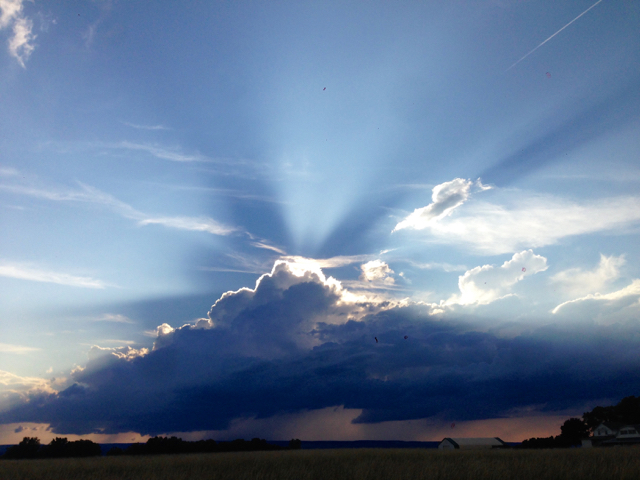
[3,262,640,435]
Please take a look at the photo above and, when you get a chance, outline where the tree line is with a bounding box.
[519,395,640,448]
[1,437,102,459]
[1,436,301,460]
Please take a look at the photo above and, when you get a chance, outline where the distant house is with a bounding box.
[582,423,640,447]
[438,438,508,450]
[593,422,624,438]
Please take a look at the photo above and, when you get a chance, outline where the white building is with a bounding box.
[438,437,508,450]
[582,422,640,447]
[593,422,624,438]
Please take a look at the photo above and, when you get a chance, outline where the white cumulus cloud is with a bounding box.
[551,254,625,296]
[450,249,548,306]
[0,370,55,413]
[360,260,395,284]
[552,279,640,315]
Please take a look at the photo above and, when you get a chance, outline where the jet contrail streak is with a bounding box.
[506,0,603,72]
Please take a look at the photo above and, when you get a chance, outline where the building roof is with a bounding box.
[619,424,640,430]
[598,422,625,430]
[441,437,507,447]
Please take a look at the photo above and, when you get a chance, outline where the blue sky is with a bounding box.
[1,0,640,444]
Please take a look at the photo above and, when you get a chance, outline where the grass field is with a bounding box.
[1,447,639,480]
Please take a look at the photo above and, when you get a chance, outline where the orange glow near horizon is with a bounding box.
[0,409,569,446]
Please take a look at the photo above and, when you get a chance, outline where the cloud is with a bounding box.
[281,254,374,270]
[407,261,467,272]
[0,370,56,414]
[8,14,34,67]
[122,122,170,131]
[0,181,239,237]
[449,250,548,306]
[0,0,22,27]
[0,262,108,288]
[139,216,237,236]
[250,242,287,255]
[154,260,392,355]
[0,166,18,176]
[393,178,474,232]
[360,260,395,285]
[404,191,640,255]
[117,141,207,162]
[4,260,640,436]
[0,343,40,354]
[94,314,134,324]
[552,279,640,315]
[0,0,36,68]
[551,254,626,296]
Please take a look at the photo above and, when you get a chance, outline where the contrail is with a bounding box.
[506,0,603,72]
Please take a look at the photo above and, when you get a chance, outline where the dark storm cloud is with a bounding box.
[3,262,640,435]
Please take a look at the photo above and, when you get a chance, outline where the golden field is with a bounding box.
[1,447,640,480]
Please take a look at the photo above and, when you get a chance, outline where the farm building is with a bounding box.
[582,423,640,447]
[438,438,508,450]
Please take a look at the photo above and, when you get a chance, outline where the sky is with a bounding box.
[1,0,639,445]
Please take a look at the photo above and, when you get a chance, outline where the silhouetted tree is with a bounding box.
[120,436,282,456]
[289,439,302,450]
[519,436,557,449]
[62,439,102,457]
[582,396,640,432]
[45,437,69,458]
[3,437,41,459]
[559,418,590,445]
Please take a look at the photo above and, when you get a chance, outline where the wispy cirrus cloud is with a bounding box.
[0,181,239,237]
[280,254,375,270]
[93,314,135,324]
[139,216,236,236]
[250,242,287,255]
[0,166,19,176]
[0,343,40,354]
[0,262,108,288]
[117,141,207,162]
[407,260,468,272]
[0,0,36,68]
[122,122,170,131]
